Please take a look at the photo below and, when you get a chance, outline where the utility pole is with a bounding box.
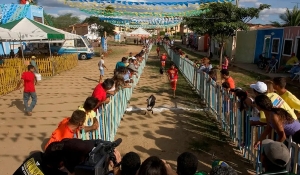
[236,0,239,7]
[291,2,299,8]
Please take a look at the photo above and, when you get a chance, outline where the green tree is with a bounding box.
[184,2,270,68]
[271,6,300,27]
[51,13,81,29]
[82,16,115,37]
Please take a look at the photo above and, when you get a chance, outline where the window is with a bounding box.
[33,16,43,23]
[75,39,86,47]
[271,38,280,54]
[282,39,293,56]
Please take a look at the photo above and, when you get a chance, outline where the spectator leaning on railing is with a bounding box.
[249,81,298,126]
[44,110,86,150]
[220,69,235,90]
[92,78,115,108]
[78,97,99,133]
[273,77,300,118]
[115,57,127,70]
[253,95,300,148]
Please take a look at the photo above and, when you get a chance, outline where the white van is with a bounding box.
[26,36,94,60]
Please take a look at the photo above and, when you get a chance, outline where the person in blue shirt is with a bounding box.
[115,57,127,70]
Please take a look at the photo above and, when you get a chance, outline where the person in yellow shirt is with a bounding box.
[279,53,298,72]
[273,77,300,118]
[249,81,297,126]
[78,97,99,140]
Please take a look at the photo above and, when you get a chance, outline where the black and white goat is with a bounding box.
[145,95,156,114]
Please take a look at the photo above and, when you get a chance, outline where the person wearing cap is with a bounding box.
[128,52,133,59]
[249,81,298,126]
[220,69,235,90]
[167,63,178,98]
[273,77,300,118]
[133,55,140,69]
[127,64,138,83]
[30,55,39,73]
[259,139,293,174]
[253,95,300,149]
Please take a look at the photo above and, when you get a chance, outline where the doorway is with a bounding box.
[296,38,300,59]
[263,35,271,58]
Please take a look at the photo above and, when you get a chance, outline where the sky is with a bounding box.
[1,0,297,24]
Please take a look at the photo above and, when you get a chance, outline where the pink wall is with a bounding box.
[282,27,300,62]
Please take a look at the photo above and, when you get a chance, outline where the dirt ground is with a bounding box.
[115,45,255,174]
[0,45,142,175]
[0,44,255,174]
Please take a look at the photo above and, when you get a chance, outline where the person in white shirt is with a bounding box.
[98,55,108,83]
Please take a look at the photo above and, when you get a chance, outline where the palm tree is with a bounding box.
[270,5,300,27]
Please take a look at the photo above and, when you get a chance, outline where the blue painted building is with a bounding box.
[0,4,44,55]
[254,28,284,63]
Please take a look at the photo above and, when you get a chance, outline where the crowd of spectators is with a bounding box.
[14,39,300,175]
[12,41,157,174]
[164,39,300,174]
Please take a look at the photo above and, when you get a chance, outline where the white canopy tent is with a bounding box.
[0,27,20,40]
[129,27,152,37]
[46,26,81,40]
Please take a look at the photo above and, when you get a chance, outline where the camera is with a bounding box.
[75,138,122,175]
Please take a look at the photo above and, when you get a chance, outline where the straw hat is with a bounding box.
[31,56,36,59]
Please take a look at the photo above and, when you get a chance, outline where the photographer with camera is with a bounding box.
[13,138,122,175]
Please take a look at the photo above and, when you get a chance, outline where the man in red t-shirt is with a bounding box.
[167,63,179,98]
[92,78,115,108]
[161,53,167,68]
[16,65,37,116]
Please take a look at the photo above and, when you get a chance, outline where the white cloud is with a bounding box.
[254,2,262,7]
[258,7,287,22]
[260,7,286,16]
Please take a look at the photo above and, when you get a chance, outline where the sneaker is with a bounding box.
[27,112,32,116]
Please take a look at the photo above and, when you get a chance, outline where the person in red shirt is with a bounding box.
[167,63,179,98]
[156,47,160,57]
[92,78,115,108]
[44,110,86,150]
[220,69,235,90]
[161,53,167,69]
[16,65,37,116]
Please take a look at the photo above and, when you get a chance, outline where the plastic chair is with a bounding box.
[268,60,278,73]
[292,71,300,83]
